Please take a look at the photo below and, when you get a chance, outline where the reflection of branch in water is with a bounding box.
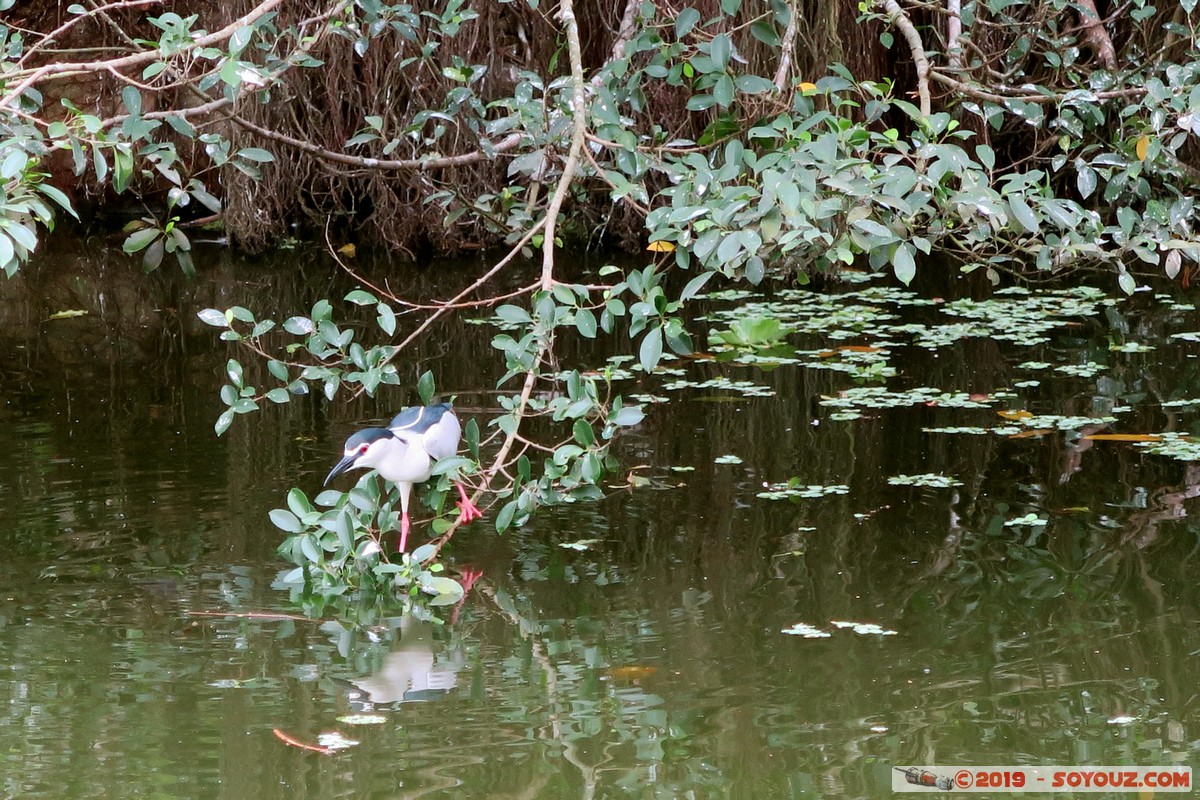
[477,581,608,800]
[1119,465,1200,551]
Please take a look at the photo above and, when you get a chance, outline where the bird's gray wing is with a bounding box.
[422,408,462,461]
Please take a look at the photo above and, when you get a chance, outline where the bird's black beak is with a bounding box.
[324,453,357,486]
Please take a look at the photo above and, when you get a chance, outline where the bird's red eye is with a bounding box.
[358,443,369,454]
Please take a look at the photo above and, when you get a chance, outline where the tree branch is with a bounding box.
[540,0,588,291]
[426,0,590,560]
[230,115,524,172]
[946,0,963,72]
[1,0,288,109]
[773,0,800,92]
[879,0,932,116]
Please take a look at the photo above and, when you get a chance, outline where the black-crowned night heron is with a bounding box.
[324,403,483,552]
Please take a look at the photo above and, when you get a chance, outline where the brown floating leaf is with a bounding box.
[604,665,658,680]
[997,409,1033,421]
[1009,428,1053,439]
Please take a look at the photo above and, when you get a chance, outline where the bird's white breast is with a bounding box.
[372,435,432,484]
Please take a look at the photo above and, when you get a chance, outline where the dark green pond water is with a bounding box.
[3,244,1200,798]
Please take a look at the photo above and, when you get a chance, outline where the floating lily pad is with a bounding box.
[781,622,832,638]
[1055,361,1106,378]
[559,538,603,551]
[887,473,963,488]
[714,455,743,465]
[317,732,360,750]
[830,620,899,636]
[1005,513,1048,527]
[757,482,850,500]
[336,714,388,725]
[1137,433,1200,461]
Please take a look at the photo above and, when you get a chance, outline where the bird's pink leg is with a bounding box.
[398,512,411,553]
[455,483,483,523]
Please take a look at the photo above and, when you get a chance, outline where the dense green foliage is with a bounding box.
[6,0,1200,603]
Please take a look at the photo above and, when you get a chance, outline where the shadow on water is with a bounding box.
[2,241,1200,797]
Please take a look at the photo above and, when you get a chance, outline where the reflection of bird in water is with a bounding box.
[345,616,462,706]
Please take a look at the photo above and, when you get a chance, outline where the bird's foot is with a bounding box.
[455,484,483,524]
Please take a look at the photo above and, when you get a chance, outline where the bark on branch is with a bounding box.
[1075,0,1116,70]
[879,0,931,116]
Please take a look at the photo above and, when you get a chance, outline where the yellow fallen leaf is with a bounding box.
[603,665,658,680]
[1083,433,1167,442]
[997,409,1033,421]
[646,241,675,252]
[336,243,356,257]
[1135,135,1150,161]
[799,82,818,94]
[46,309,89,320]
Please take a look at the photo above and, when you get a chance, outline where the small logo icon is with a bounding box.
[894,767,955,791]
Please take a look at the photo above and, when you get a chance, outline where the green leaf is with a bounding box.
[38,183,78,219]
[675,7,701,37]
[214,409,235,436]
[197,308,228,327]
[496,500,518,533]
[465,418,480,459]
[121,86,142,117]
[713,74,734,108]
[0,149,28,179]
[377,303,396,336]
[430,455,473,476]
[266,388,290,404]
[417,370,435,404]
[710,34,731,70]
[345,289,377,305]
[681,271,714,301]
[269,508,302,533]
[613,406,644,427]
[0,234,14,272]
[237,147,275,163]
[1117,269,1136,295]
[496,304,532,324]
[1007,195,1039,234]
[639,326,663,372]
[736,75,775,95]
[892,242,916,285]
[574,309,597,338]
[410,544,437,564]
[122,227,160,253]
[287,488,313,518]
[573,418,595,446]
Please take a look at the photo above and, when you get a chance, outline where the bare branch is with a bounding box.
[231,115,524,172]
[540,0,588,291]
[946,0,962,72]
[773,0,799,92]
[879,0,932,116]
